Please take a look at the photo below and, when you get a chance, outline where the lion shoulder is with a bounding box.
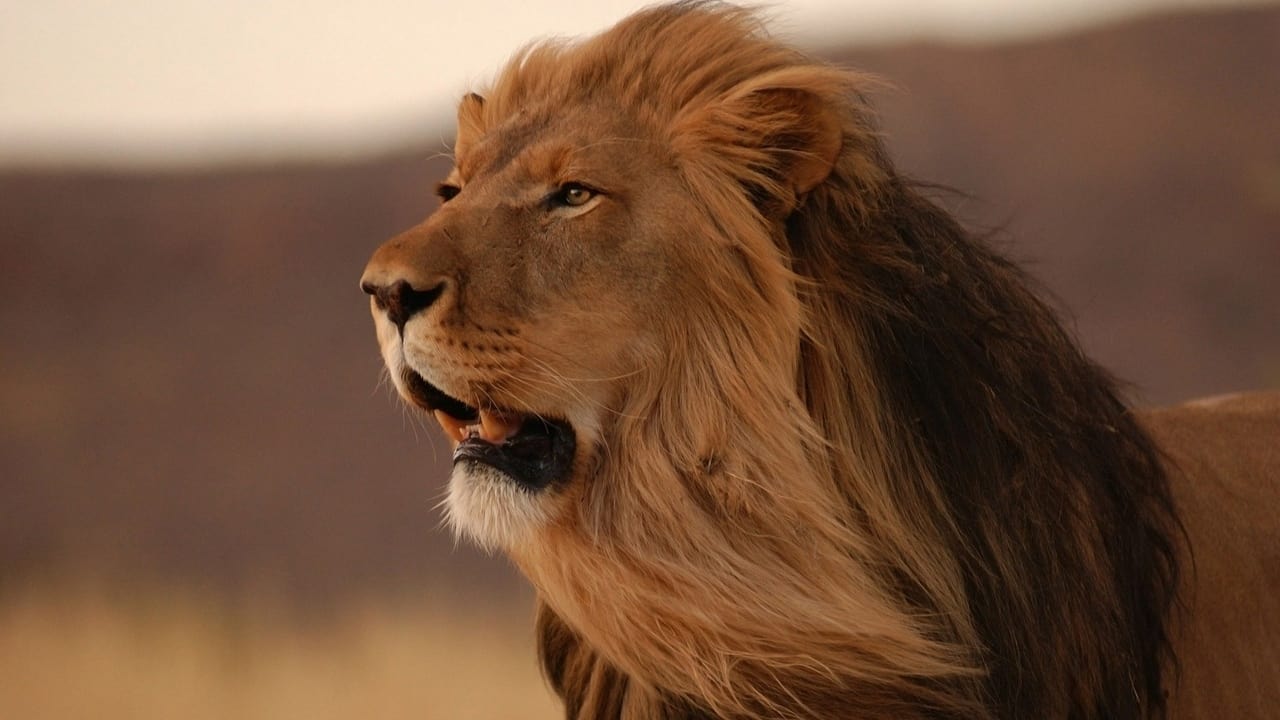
[1140,391,1280,716]
[1141,391,1280,508]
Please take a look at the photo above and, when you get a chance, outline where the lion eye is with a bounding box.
[555,183,595,207]
[436,182,461,202]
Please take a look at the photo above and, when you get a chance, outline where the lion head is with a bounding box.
[361,3,1180,718]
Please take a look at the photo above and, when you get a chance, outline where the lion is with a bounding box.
[359,3,1280,718]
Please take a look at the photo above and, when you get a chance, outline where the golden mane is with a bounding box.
[453,4,1182,718]
[364,2,1275,718]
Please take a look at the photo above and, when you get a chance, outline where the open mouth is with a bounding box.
[402,370,575,491]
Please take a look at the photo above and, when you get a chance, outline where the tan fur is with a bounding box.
[361,3,1280,718]
[1142,394,1280,719]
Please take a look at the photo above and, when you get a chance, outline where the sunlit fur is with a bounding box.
[365,2,1280,718]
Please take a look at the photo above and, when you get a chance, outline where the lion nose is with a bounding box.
[360,278,445,331]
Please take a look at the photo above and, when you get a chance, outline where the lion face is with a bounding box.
[361,100,708,549]
[359,0,850,569]
[360,17,847,554]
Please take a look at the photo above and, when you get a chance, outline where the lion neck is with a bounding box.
[516,233,985,718]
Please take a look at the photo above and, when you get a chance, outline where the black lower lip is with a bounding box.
[454,417,576,492]
[401,369,575,491]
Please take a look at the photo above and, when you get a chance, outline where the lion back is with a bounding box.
[1141,392,1280,718]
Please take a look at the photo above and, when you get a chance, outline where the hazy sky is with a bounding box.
[0,0,1260,167]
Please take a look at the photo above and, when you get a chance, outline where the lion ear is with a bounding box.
[746,87,843,196]
[680,81,844,215]
[454,92,486,160]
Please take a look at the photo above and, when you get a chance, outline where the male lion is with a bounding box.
[360,3,1279,718]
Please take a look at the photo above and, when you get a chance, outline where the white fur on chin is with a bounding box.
[445,463,552,552]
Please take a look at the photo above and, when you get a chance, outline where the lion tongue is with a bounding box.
[433,409,522,445]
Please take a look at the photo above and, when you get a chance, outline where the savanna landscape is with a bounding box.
[1,6,1277,718]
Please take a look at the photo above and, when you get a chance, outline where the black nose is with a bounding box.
[360,279,445,331]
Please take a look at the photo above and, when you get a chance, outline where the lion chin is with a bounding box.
[361,3,1280,719]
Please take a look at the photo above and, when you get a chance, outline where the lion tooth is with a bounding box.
[432,410,468,446]
[479,410,522,444]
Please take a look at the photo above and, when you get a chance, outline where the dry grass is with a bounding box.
[0,581,559,720]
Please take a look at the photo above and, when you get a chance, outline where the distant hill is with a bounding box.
[1,5,1277,603]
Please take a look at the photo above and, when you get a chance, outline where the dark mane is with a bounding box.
[790,171,1182,716]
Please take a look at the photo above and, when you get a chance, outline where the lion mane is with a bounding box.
[362,3,1280,718]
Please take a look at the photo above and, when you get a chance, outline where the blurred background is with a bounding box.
[1,1,1277,718]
